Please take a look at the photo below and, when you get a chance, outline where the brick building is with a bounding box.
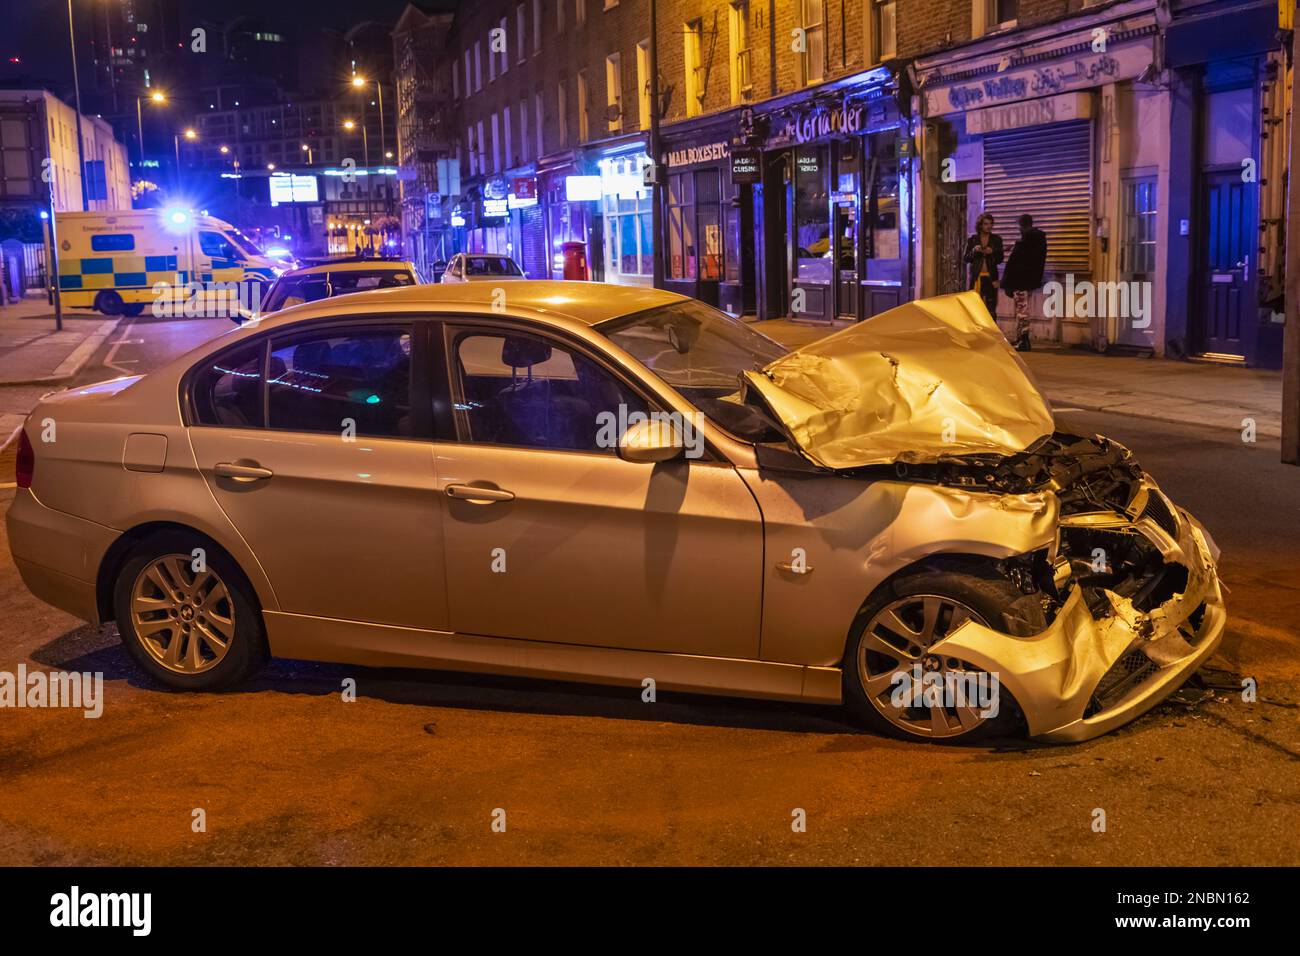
[394,0,1288,365]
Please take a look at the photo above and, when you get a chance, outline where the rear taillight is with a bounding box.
[15,428,34,489]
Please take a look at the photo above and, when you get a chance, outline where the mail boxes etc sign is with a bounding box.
[666,142,729,168]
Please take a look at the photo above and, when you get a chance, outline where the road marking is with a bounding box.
[104,318,140,376]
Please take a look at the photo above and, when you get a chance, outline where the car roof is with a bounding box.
[281,260,417,277]
[258,280,687,328]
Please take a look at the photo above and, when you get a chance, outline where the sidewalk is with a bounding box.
[750,318,1284,440]
[0,294,119,387]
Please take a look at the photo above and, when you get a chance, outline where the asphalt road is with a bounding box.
[0,316,1296,865]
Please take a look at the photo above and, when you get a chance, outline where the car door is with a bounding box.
[187,318,449,631]
[432,319,764,660]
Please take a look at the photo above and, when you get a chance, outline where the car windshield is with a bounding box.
[464,256,522,276]
[597,299,789,439]
[227,229,263,258]
[261,269,414,312]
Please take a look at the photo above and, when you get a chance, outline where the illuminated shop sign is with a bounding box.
[508,176,538,208]
[787,103,865,144]
[730,147,761,184]
[666,142,729,167]
[482,197,509,218]
[565,175,602,201]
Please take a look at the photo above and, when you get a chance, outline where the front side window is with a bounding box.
[199,231,239,260]
[268,327,413,438]
[597,299,786,437]
[450,328,648,453]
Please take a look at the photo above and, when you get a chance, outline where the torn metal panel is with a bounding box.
[745,290,1055,468]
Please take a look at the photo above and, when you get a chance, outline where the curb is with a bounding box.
[0,422,20,453]
[0,317,122,388]
[1046,393,1283,441]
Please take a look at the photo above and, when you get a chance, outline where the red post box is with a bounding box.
[561,241,589,281]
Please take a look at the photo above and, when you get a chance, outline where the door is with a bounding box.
[1193,169,1255,358]
[187,320,448,631]
[434,322,764,659]
[1117,174,1157,349]
[791,146,833,321]
[834,200,858,319]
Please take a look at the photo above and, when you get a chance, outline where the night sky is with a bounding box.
[1,0,421,97]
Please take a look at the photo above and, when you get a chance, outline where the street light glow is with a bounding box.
[183,128,197,140]
[351,75,366,88]
[343,119,356,130]
[149,91,166,103]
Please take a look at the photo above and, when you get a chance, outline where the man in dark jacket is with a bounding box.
[1001,215,1048,351]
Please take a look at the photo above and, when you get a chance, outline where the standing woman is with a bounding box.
[964,213,1004,318]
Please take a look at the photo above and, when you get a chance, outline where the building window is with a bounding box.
[600,153,654,282]
[474,41,483,91]
[464,50,472,95]
[684,19,704,117]
[489,33,497,82]
[801,0,825,86]
[558,82,569,146]
[499,17,510,75]
[637,40,651,130]
[667,169,724,281]
[557,0,565,33]
[1120,176,1158,280]
[452,61,460,100]
[535,91,544,156]
[577,0,586,27]
[533,0,542,53]
[577,71,590,142]
[491,112,501,172]
[476,119,487,172]
[519,97,529,161]
[728,1,751,105]
[466,125,477,176]
[991,0,1018,28]
[517,4,527,63]
[606,53,623,132]
[873,0,897,61]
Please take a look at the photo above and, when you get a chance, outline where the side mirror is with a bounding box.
[617,418,684,464]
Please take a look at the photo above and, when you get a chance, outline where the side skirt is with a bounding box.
[264,612,843,705]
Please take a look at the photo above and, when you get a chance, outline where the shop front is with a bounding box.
[595,144,654,287]
[537,155,593,280]
[752,84,910,324]
[914,1,1161,348]
[659,126,733,307]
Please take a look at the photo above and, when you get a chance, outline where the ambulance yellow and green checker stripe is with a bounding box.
[59,254,184,291]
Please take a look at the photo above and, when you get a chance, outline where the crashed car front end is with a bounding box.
[912,434,1227,742]
[741,290,1227,742]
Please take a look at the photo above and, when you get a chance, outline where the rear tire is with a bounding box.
[843,562,1045,743]
[113,531,266,690]
[121,303,145,317]
[93,290,124,316]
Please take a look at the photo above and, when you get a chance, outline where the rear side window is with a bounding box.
[268,327,413,438]
[191,342,264,428]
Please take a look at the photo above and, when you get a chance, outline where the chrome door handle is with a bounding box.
[214,461,274,481]
[445,483,515,503]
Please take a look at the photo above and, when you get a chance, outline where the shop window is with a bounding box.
[794,147,832,285]
[600,154,654,281]
[667,169,726,282]
[865,132,901,271]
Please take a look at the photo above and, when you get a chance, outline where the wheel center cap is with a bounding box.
[179,606,195,621]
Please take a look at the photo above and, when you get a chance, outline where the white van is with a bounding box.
[54,208,283,316]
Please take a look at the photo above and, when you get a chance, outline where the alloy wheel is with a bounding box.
[857,594,997,739]
[129,554,236,675]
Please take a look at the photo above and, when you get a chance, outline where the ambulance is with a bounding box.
[54,208,284,316]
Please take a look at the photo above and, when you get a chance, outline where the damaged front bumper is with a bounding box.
[929,483,1226,743]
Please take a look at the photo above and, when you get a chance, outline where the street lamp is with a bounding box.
[136,90,166,166]
[350,74,387,164]
[343,118,371,249]
[301,142,313,165]
[173,127,197,185]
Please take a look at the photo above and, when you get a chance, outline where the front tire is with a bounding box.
[843,563,1045,742]
[113,532,266,690]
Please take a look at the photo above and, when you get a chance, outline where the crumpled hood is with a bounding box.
[743,290,1055,468]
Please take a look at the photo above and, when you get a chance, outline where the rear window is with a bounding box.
[260,269,415,312]
[464,256,522,276]
[191,342,264,428]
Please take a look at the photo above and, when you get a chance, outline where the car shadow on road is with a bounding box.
[30,622,1039,749]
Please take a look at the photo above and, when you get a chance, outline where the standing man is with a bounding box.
[1002,214,1048,351]
[964,213,1003,319]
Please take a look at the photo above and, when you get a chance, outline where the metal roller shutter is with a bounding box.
[982,120,1092,274]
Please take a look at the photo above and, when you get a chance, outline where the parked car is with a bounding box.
[255,258,421,317]
[441,253,526,283]
[6,285,1225,743]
